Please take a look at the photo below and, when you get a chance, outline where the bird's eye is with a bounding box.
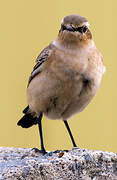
[77,26,88,33]
[82,26,88,33]
[61,25,67,31]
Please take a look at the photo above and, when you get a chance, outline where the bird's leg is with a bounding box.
[63,120,77,147]
[37,113,46,154]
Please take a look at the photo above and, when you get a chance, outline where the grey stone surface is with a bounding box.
[0,147,117,180]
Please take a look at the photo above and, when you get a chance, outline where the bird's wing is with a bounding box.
[28,44,53,85]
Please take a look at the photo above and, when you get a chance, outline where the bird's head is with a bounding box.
[58,15,92,47]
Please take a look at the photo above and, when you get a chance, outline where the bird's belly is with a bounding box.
[27,68,100,120]
[61,78,101,120]
[44,85,82,120]
[44,80,98,120]
[27,71,83,119]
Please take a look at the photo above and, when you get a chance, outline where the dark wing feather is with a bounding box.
[18,45,53,125]
[22,105,29,114]
[28,44,53,85]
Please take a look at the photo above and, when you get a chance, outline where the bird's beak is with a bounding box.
[66,25,75,32]
[61,24,75,32]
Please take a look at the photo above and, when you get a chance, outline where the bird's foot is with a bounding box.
[32,148,47,155]
[72,147,79,150]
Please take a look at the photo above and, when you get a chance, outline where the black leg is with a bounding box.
[37,113,46,154]
[64,120,77,147]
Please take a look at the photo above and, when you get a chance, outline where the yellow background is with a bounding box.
[0,0,117,152]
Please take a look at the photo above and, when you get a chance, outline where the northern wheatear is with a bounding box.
[18,14,105,154]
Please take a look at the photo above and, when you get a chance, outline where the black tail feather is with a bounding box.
[17,114,37,128]
[22,106,29,114]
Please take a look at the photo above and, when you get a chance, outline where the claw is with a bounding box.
[32,148,47,155]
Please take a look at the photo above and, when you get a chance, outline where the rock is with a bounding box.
[0,147,117,180]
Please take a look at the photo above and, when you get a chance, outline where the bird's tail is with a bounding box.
[17,106,37,128]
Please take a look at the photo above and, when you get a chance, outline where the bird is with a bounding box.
[17,14,106,154]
